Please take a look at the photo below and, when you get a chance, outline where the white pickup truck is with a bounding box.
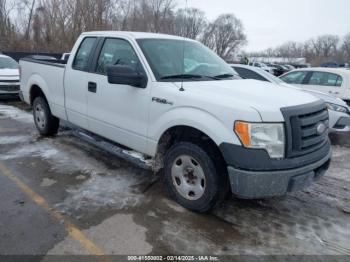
[20,32,331,212]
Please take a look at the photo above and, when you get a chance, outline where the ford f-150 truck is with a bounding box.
[20,32,331,212]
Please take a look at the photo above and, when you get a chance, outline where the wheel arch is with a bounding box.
[154,125,227,172]
[27,74,50,106]
[30,84,48,105]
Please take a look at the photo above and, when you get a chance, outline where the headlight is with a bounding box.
[326,103,348,113]
[234,122,285,159]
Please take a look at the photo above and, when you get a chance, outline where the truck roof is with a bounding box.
[82,31,192,41]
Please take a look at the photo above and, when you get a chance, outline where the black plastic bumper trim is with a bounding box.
[227,150,331,199]
[335,116,350,128]
[219,139,331,171]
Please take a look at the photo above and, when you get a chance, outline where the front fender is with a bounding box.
[148,106,241,155]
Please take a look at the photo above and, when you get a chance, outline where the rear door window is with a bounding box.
[280,71,308,84]
[307,72,343,87]
[72,37,97,71]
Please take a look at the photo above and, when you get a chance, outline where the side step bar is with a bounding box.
[71,129,153,171]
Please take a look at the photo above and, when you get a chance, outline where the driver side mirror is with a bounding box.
[107,65,147,88]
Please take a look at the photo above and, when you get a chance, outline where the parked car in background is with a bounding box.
[280,68,350,104]
[19,31,331,212]
[0,54,20,96]
[231,64,350,132]
[283,64,296,71]
[266,63,289,76]
[248,62,275,74]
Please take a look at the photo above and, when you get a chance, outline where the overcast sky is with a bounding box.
[177,0,350,52]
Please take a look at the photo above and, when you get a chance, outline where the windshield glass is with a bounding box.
[0,57,19,69]
[137,39,236,81]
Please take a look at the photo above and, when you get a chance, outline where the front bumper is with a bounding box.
[0,83,20,95]
[329,110,350,132]
[227,150,331,199]
[220,139,331,199]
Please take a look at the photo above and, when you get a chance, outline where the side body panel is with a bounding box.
[19,60,67,120]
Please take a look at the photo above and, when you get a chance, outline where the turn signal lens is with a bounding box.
[234,121,250,147]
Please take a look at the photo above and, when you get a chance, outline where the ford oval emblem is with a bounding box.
[316,122,327,135]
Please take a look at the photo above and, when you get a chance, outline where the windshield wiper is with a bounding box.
[214,73,235,79]
[160,74,218,80]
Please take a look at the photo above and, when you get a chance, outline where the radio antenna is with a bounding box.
[179,0,188,92]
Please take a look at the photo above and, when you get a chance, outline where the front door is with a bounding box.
[86,38,150,154]
[64,37,98,129]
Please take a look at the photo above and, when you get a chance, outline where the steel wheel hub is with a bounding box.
[171,155,206,200]
[35,104,46,129]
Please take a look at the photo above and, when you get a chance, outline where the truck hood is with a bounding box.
[182,79,320,121]
[0,69,19,78]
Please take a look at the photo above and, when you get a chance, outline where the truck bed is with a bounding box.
[20,58,68,120]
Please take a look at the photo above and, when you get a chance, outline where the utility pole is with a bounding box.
[25,0,36,40]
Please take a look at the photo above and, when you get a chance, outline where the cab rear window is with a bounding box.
[72,37,97,71]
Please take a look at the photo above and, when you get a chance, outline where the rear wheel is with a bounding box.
[164,142,228,213]
[33,96,59,136]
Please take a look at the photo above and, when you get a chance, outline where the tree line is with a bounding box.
[0,0,247,60]
[2,0,349,65]
[249,34,350,65]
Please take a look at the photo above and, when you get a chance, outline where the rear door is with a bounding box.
[86,37,150,154]
[64,37,98,129]
[303,71,344,98]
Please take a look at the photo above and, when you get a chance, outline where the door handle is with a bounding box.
[88,82,97,93]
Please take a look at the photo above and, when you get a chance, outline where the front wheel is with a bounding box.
[33,96,59,136]
[164,142,227,213]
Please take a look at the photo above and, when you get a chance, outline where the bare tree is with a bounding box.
[0,0,16,50]
[310,34,339,58]
[1,0,248,56]
[342,33,350,62]
[201,14,247,59]
[173,8,207,39]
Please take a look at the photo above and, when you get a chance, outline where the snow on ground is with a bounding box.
[0,135,31,145]
[0,105,148,214]
[0,136,149,213]
[0,105,33,124]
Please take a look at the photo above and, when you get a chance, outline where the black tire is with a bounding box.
[163,141,228,213]
[33,96,59,136]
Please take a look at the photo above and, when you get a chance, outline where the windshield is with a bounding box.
[0,57,19,69]
[137,39,236,81]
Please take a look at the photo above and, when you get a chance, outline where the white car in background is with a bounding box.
[0,55,20,96]
[231,64,350,132]
[248,62,275,74]
[280,67,350,104]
